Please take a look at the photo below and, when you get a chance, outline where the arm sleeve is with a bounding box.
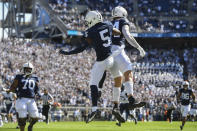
[67,44,88,55]
[66,36,89,55]
[122,25,142,49]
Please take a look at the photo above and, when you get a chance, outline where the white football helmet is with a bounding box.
[23,62,34,75]
[85,10,103,28]
[182,81,189,89]
[112,6,128,18]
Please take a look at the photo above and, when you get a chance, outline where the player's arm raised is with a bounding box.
[122,24,145,57]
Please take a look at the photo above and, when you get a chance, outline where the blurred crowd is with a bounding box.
[48,0,197,32]
[0,39,197,121]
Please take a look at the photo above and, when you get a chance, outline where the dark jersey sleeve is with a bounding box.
[67,38,89,55]
[15,74,22,81]
[119,18,130,30]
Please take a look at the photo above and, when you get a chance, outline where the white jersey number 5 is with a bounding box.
[99,29,112,47]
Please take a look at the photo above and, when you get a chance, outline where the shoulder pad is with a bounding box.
[15,74,23,80]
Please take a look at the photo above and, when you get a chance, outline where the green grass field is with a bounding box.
[0,121,197,131]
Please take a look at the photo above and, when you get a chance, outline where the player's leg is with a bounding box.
[42,105,49,124]
[98,71,107,98]
[0,114,3,127]
[15,98,28,131]
[116,101,124,126]
[45,105,50,124]
[6,104,12,122]
[180,105,190,130]
[129,109,137,125]
[8,103,15,122]
[27,99,39,131]
[167,109,172,123]
[110,62,125,123]
[117,51,146,109]
[87,62,106,123]
[16,112,20,129]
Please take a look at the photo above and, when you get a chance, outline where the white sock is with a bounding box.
[92,106,98,112]
[112,87,121,102]
[124,81,133,96]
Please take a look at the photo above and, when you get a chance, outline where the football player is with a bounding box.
[59,11,125,123]
[0,89,16,122]
[110,6,146,110]
[166,98,176,123]
[177,81,196,130]
[6,62,40,131]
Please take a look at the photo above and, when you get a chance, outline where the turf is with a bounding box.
[0,121,197,131]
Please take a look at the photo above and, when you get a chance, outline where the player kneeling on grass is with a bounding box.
[6,62,40,131]
[177,81,196,130]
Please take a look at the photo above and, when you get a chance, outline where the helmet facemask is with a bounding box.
[85,11,103,28]
[23,67,33,76]
[23,62,34,76]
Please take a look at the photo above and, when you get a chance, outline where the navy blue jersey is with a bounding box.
[15,74,39,98]
[85,21,113,61]
[179,88,193,105]
[111,18,130,46]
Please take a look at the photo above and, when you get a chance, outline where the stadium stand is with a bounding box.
[0,38,196,121]
[0,0,197,122]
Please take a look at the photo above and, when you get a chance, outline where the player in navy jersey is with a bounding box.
[60,10,125,123]
[6,62,40,131]
[110,6,146,110]
[97,6,146,112]
[177,81,196,130]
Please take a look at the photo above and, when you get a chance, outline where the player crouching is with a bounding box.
[6,62,40,131]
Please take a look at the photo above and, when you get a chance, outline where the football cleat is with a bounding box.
[116,122,121,127]
[129,102,146,110]
[134,118,138,125]
[16,125,20,129]
[86,110,99,124]
[112,108,125,123]
[180,125,183,130]
[28,126,32,131]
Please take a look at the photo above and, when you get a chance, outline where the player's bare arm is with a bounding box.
[177,92,181,103]
[9,78,18,92]
[112,28,121,36]
[191,92,196,101]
